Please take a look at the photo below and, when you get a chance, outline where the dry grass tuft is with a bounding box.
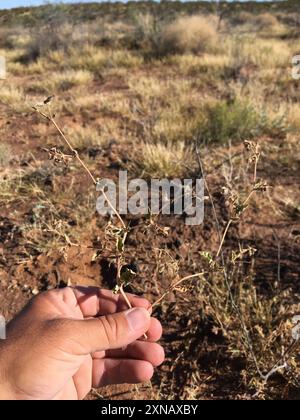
[165,53,230,76]
[49,70,93,91]
[229,37,291,71]
[160,15,218,55]
[30,70,93,94]
[64,126,103,151]
[44,45,143,76]
[65,118,126,151]
[138,142,194,178]
[0,85,29,112]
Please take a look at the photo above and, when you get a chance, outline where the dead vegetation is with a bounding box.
[0,2,299,401]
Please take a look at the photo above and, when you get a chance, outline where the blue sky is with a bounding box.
[0,0,269,11]
[0,0,97,9]
[1,1,101,9]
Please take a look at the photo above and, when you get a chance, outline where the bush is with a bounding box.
[197,100,287,145]
[254,13,278,29]
[0,27,17,49]
[231,11,253,26]
[160,15,218,55]
[130,14,218,57]
[20,24,73,63]
[129,13,161,53]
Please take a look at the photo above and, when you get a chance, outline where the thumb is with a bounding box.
[66,307,151,354]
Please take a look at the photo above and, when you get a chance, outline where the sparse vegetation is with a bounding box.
[0,1,299,401]
[20,25,72,64]
[30,70,93,94]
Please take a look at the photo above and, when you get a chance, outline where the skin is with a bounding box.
[0,287,164,400]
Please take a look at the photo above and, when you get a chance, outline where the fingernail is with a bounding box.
[125,307,150,331]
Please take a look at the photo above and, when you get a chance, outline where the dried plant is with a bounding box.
[196,138,299,394]
[33,97,204,322]
[32,98,133,308]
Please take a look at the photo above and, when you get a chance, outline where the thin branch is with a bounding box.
[33,107,126,230]
[152,272,205,308]
[119,283,147,340]
[217,219,232,258]
[195,141,222,246]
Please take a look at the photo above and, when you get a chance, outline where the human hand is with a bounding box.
[0,287,164,400]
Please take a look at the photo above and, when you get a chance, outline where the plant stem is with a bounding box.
[152,272,205,308]
[33,107,126,229]
[51,118,97,185]
[217,219,232,258]
[119,284,148,339]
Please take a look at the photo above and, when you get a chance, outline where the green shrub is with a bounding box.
[197,100,287,145]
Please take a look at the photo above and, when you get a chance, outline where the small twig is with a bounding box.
[33,106,126,229]
[103,191,126,230]
[244,189,256,206]
[51,118,97,185]
[152,272,205,308]
[195,141,223,247]
[272,229,281,284]
[217,219,232,258]
[119,283,147,340]
[119,283,133,310]
[253,156,259,184]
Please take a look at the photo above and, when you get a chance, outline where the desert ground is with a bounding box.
[0,1,299,400]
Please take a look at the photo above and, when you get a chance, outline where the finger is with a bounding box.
[71,287,151,317]
[141,317,162,342]
[92,358,154,387]
[91,317,163,358]
[72,356,93,400]
[59,307,151,354]
[92,316,162,358]
[105,341,165,367]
